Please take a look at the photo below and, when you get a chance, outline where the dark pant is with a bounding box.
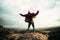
[27,22,35,32]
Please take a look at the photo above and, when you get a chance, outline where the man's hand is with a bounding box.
[20,13,22,15]
[37,10,39,13]
[35,10,39,16]
[19,13,25,17]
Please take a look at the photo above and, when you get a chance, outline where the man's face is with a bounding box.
[28,11,30,14]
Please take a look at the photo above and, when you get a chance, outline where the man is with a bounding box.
[20,10,39,32]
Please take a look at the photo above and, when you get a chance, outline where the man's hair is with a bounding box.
[28,11,30,14]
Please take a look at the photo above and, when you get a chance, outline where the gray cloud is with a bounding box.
[48,0,60,8]
[56,19,60,22]
[0,0,20,27]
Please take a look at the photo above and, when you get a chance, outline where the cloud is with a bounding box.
[0,0,60,28]
[56,19,60,22]
[48,0,60,8]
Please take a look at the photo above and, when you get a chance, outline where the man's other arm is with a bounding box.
[20,14,26,17]
[35,10,39,16]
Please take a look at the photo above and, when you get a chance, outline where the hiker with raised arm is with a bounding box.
[20,10,39,32]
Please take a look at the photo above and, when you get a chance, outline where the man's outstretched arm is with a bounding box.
[20,13,26,17]
[35,10,39,16]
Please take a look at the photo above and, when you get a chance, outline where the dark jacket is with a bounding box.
[20,11,39,22]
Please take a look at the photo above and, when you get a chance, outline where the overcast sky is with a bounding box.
[0,0,60,28]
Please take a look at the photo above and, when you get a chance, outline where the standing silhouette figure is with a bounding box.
[20,10,39,32]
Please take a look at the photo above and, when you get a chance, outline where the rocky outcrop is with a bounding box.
[0,25,17,40]
[0,25,48,40]
[5,33,48,40]
[48,31,60,40]
[1,25,60,40]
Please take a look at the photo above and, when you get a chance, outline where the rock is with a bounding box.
[48,31,60,40]
[0,25,48,40]
[6,33,48,40]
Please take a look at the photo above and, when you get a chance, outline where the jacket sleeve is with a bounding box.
[35,10,39,16]
[20,14,26,17]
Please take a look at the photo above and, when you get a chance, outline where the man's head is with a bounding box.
[28,11,30,14]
